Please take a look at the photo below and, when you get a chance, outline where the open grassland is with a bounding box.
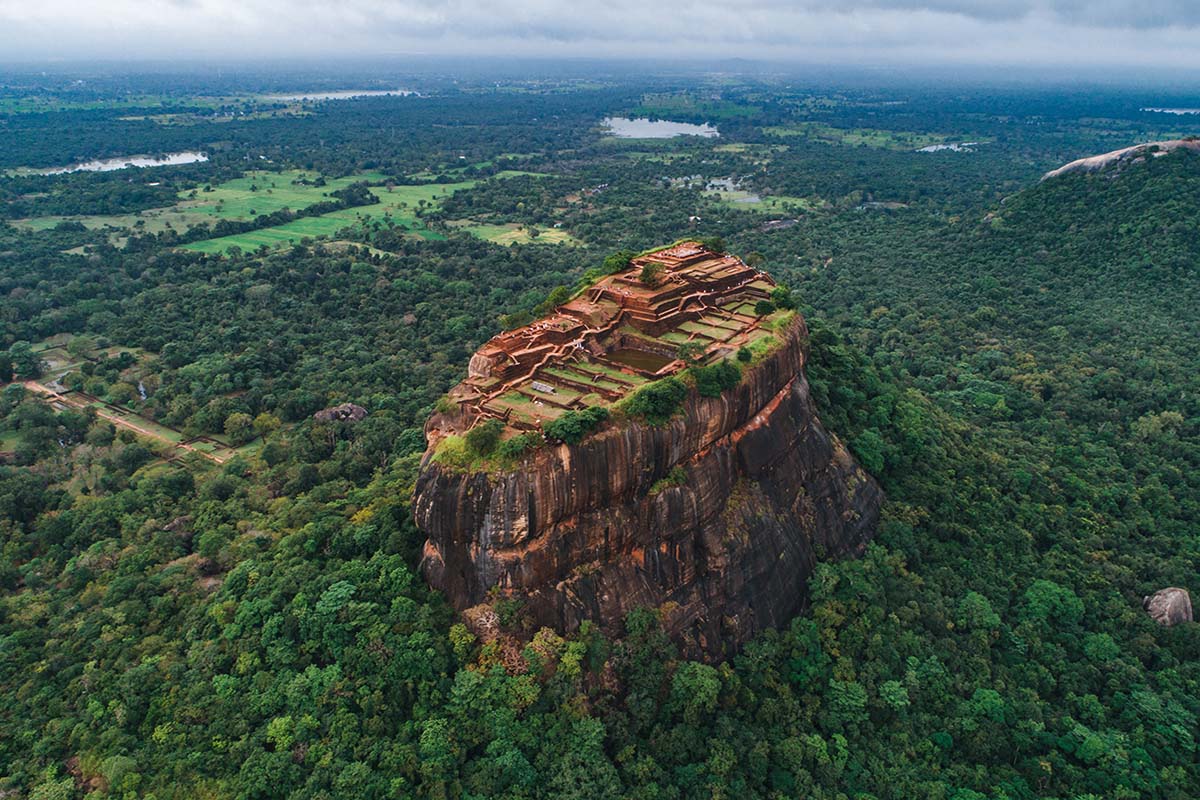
[0,94,229,115]
[0,429,22,452]
[181,181,472,253]
[0,92,352,117]
[452,222,581,246]
[13,169,388,236]
[763,122,975,150]
[183,170,390,220]
[706,189,823,213]
[407,158,548,180]
[16,208,215,236]
[118,107,311,125]
[15,167,566,254]
[181,171,561,254]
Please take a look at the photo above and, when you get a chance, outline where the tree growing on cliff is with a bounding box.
[690,360,741,398]
[624,378,688,425]
[544,406,609,444]
[464,419,505,456]
[639,261,665,287]
[602,249,637,274]
[534,285,573,316]
[496,432,541,462]
[771,285,797,310]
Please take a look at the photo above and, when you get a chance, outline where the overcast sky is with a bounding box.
[1,0,1199,67]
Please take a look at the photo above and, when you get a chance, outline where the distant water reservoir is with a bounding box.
[603,117,719,139]
[916,142,981,153]
[265,89,414,101]
[42,151,208,174]
[1140,107,1200,115]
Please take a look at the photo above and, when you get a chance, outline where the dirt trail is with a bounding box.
[23,381,229,464]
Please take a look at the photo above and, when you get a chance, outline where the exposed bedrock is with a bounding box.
[413,319,884,660]
[1144,587,1193,627]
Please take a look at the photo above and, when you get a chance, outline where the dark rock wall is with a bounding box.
[414,318,884,660]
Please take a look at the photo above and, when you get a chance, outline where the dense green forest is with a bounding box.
[1,69,1198,799]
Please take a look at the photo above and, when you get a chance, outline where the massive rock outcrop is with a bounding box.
[1042,138,1200,181]
[413,314,884,660]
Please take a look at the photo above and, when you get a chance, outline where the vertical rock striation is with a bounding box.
[414,317,884,660]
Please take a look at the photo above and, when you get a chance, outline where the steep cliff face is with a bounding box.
[414,318,884,660]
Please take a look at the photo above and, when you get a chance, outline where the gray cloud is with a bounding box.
[0,0,1198,64]
[797,0,1200,27]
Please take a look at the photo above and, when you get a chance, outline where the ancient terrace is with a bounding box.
[451,242,781,431]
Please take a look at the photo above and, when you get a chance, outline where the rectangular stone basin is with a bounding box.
[606,348,674,372]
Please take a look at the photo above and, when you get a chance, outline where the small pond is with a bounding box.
[607,348,674,372]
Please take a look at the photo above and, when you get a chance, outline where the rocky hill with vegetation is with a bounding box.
[415,299,882,659]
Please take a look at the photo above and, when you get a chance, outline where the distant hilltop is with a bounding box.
[1042,138,1200,181]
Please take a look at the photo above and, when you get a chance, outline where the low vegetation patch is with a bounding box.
[543,406,610,444]
[648,465,688,495]
[762,122,969,150]
[495,432,542,463]
[689,360,742,398]
[622,377,688,425]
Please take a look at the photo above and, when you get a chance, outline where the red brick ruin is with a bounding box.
[447,242,781,432]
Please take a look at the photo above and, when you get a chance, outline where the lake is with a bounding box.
[917,142,981,153]
[265,89,413,102]
[1140,107,1200,115]
[43,151,208,175]
[603,117,719,139]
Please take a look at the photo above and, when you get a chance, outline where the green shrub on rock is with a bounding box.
[544,406,610,444]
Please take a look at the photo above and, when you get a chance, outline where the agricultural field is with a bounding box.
[13,168,567,253]
[762,121,979,150]
[14,208,214,235]
[614,149,693,163]
[184,170,391,218]
[117,107,311,125]
[12,169,388,237]
[181,170,562,253]
[705,188,823,213]
[0,93,226,115]
[451,221,581,246]
[180,180,473,253]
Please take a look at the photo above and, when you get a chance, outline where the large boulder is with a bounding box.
[1143,588,1193,627]
[313,403,368,423]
